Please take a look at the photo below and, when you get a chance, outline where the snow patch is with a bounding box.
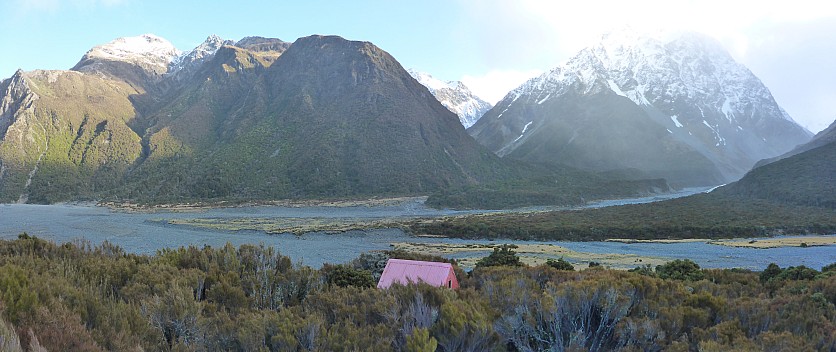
[407,69,452,91]
[536,94,551,104]
[521,121,533,134]
[497,106,510,119]
[721,99,736,122]
[702,120,726,146]
[512,121,534,143]
[670,115,683,128]
[85,34,181,70]
[667,129,673,134]
[627,85,652,106]
[607,79,627,97]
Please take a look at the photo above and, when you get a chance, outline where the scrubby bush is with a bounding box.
[322,264,375,288]
[475,245,524,268]
[0,237,833,351]
[545,257,574,271]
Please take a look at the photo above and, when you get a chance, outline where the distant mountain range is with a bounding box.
[2,33,669,205]
[468,28,812,187]
[0,34,516,203]
[407,69,491,128]
[0,30,818,206]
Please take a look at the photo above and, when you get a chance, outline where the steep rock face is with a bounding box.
[0,71,39,141]
[470,29,812,186]
[407,69,492,128]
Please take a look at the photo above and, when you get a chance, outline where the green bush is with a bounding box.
[629,264,656,277]
[323,264,375,288]
[656,259,705,281]
[545,258,575,271]
[475,245,524,269]
[760,263,783,283]
[775,266,819,281]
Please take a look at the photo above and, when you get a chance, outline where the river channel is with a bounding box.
[1,188,833,270]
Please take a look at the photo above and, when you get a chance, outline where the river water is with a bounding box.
[0,189,833,270]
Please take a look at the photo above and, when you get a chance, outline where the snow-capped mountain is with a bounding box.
[408,69,492,128]
[469,28,812,186]
[71,34,238,90]
[74,34,181,75]
[169,35,234,80]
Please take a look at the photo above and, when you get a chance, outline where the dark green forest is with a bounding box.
[412,194,836,241]
[0,235,833,351]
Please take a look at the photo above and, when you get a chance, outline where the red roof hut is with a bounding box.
[377,259,459,289]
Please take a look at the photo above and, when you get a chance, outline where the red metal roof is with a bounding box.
[377,258,458,289]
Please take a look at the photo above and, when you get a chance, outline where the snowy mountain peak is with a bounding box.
[82,34,181,72]
[473,28,812,186]
[507,28,808,131]
[408,69,492,128]
[169,35,233,76]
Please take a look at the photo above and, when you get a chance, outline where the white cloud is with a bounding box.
[454,0,836,132]
[458,0,836,62]
[461,69,542,104]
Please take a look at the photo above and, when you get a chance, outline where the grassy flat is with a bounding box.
[391,242,668,270]
[708,235,836,249]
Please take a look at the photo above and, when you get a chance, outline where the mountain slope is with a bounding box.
[0,70,142,203]
[715,119,836,208]
[117,35,511,201]
[469,29,812,186]
[408,69,492,128]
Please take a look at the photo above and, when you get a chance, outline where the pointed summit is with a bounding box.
[470,28,812,186]
[169,34,234,78]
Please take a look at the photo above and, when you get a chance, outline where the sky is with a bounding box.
[1,0,834,133]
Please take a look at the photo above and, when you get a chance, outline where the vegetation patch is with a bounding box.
[409,194,836,241]
[0,235,832,351]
